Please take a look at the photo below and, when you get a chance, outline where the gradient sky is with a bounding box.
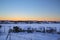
[0,0,60,21]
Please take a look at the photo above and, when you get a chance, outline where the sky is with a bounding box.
[0,0,60,21]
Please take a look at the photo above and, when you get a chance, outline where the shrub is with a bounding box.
[13,26,20,32]
[27,27,34,33]
[36,27,45,33]
[57,32,60,34]
[0,25,2,28]
[46,27,55,33]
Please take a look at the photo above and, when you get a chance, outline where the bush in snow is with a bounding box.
[36,27,45,33]
[46,27,56,33]
[57,29,60,34]
[27,27,34,33]
[40,27,45,33]
[57,32,60,34]
[13,26,21,33]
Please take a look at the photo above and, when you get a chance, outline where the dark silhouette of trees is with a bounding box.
[12,26,25,33]
[13,26,21,32]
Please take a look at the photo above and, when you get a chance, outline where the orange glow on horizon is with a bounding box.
[0,17,60,21]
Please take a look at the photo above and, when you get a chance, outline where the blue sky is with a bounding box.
[0,0,60,20]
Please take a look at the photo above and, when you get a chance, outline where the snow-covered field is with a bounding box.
[0,24,60,40]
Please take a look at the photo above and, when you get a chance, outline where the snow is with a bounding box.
[0,32,60,40]
[0,24,60,40]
